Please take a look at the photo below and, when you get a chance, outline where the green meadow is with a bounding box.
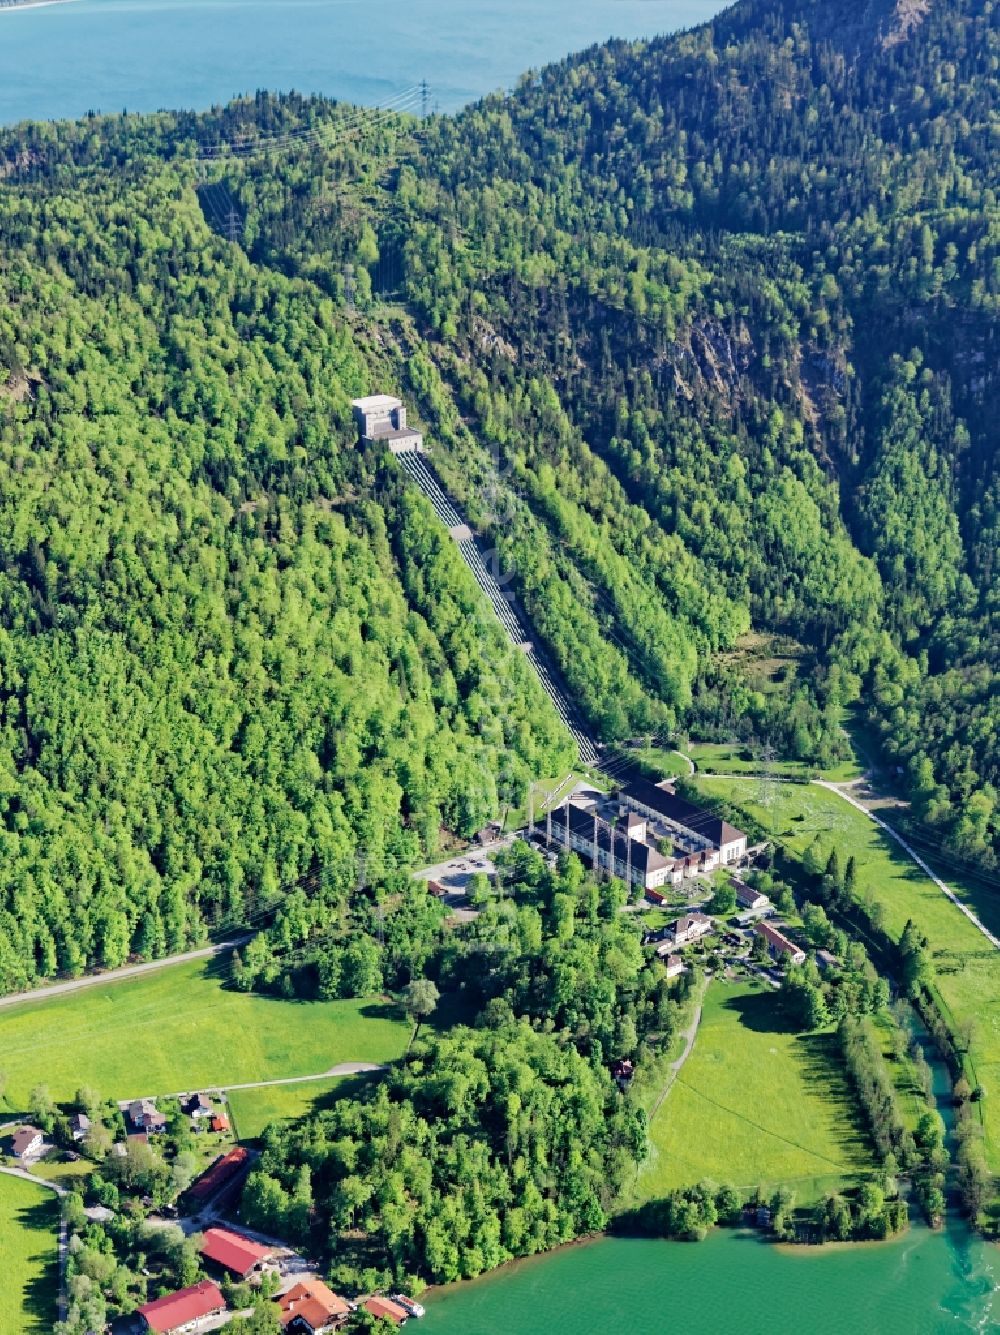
[0,1175,59,1335]
[699,777,1000,1170]
[0,958,409,1110]
[227,1076,348,1141]
[637,980,872,1205]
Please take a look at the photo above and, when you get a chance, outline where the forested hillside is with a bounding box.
[0,0,997,988]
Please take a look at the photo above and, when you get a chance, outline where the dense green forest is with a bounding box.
[0,0,997,990]
[239,845,680,1290]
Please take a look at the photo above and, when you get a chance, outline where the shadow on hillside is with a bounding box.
[16,1194,59,1332]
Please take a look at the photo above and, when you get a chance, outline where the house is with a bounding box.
[210,1114,230,1134]
[669,912,713,948]
[69,1112,91,1142]
[127,1099,167,1134]
[187,1146,249,1203]
[200,1227,273,1280]
[732,879,770,913]
[755,921,806,966]
[84,1204,115,1224]
[655,944,686,977]
[645,887,668,906]
[816,950,840,972]
[278,1279,352,1333]
[136,1280,227,1334]
[662,954,685,979]
[362,1296,410,1326]
[426,879,448,898]
[621,778,748,865]
[183,1093,213,1119]
[352,395,424,454]
[10,1127,43,1161]
[611,1059,634,1084]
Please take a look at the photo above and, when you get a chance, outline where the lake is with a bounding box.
[421,1227,999,1334]
[423,1004,999,1334]
[0,0,727,125]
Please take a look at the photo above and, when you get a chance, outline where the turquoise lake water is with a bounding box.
[421,1227,999,1335]
[0,0,726,124]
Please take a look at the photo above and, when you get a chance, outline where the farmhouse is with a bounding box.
[10,1127,43,1160]
[352,395,424,454]
[278,1279,352,1332]
[670,912,713,947]
[200,1226,274,1280]
[622,778,748,865]
[363,1295,410,1325]
[755,921,806,966]
[187,1145,249,1202]
[135,1279,226,1333]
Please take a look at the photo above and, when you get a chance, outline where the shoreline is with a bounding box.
[420,1222,931,1307]
[0,0,79,12]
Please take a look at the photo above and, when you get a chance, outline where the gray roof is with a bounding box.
[623,779,746,849]
[563,803,670,875]
[352,394,401,412]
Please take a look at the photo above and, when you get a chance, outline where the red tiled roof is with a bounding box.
[138,1280,225,1333]
[756,921,803,956]
[210,1114,230,1133]
[200,1227,273,1278]
[279,1280,351,1329]
[363,1295,409,1325]
[188,1145,248,1200]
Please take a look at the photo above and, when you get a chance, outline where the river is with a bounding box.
[0,0,725,125]
[421,1005,998,1334]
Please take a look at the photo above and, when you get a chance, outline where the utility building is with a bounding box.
[352,395,424,453]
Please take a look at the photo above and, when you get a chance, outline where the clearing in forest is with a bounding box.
[0,957,409,1110]
[636,979,873,1205]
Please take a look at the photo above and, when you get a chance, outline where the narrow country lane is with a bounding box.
[0,936,251,1010]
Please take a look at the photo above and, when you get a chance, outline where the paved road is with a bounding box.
[0,937,251,1011]
[699,770,1000,954]
[673,750,696,776]
[0,1163,68,1197]
[815,779,1000,950]
[118,1061,387,1107]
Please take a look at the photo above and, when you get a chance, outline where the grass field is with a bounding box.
[0,958,410,1111]
[685,740,862,784]
[698,777,1000,1170]
[636,980,873,1205]
[0,1175,59,1335]
[227,1077,347,1141]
